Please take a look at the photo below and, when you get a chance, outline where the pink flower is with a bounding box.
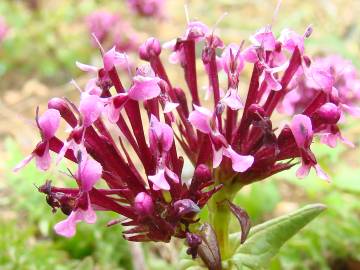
[0,16,8,42]
[20,19,356,249]
[128,73,161,101]
[149,115,174,152]
[279,28,305,54]
[290,114,328,180]
[76,155,103,192]
[54,199,96,238]
[250,27,276,51]
[14,109,60,171]
[221,88,243,110]
[79,92,105,127]
[103,47,128,72]
[86,11,140,52]
[127,0,165,18]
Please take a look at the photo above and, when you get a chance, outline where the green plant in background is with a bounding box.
[2,138,133,270]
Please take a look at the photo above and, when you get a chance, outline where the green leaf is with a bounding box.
[230,204,326,269]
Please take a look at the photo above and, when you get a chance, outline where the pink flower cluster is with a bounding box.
[15,20,357,247]
[0,16,8,42]
[280,54,360,119]
[127,0,164,18]
[86,11,139,52]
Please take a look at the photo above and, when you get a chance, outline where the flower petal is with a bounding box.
[39,109,61,140]
[76,61,98,73]
[290,114,313,148]
[221,88,243,110]
[103,47,127,71]
[149,115,174,152]
[148,169,170,190]
[296,163,311,178]
[188,105,213,134]
[79,92,104,127]
[54,205,96,238]
[223,147,254,172]
[128,75,161,101]
[35,143,51,171]
[77,156,103,192]
[13,154,34,172]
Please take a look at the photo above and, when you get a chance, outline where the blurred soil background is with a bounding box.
[0,0,359,269]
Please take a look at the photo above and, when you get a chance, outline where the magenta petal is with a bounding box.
[307,67,334,92]
[77,156,103,192]
[85,78,102,96]
[250,28,276,51]
[79,93,104,127]
[38,109,61,140]
[221,88,243,110]
[296,163,311,178]
[221,43,245,75]
[242,46,258,63]
[103,47,127,71]
[265,71,282,91]
[290,114,313,148]
[54,211,78,238]
[320,133,338,148]
[107,94,128,123]
[148,169,170,190]
[13,154,34,172]
[128,75,161,101]
[107,104,121,124]
[35,144,51,171]
[279,29,305,53]
[165,167,179,183]
[212,145,224,168]
[188,105,213,134]
[185,21,209,41]
[75,61,98,73]
[341,104,360,117]
[314,164,330,181]
[149,115,174,152]
[54,205,96,238]
[223,147,254,172]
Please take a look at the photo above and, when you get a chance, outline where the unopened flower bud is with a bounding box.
[190,164,212,193]
[186,232,202,259]
[247,104,265,122]
[173,199,200,216]
[304,25,313,38]
[139,37,161,61]
[134,192,153,216]
[48,98,77,127]
[313,103,341,125]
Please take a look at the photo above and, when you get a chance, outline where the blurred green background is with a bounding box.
[0,0,359,269]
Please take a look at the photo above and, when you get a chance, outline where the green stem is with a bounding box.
[208,185,236,260]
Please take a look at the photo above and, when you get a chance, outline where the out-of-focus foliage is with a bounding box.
[1,138,133,270]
